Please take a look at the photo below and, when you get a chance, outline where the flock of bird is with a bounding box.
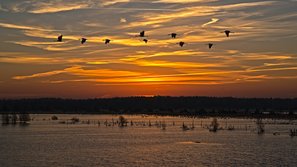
[56,30,234,49]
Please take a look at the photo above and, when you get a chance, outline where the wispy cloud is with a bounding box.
[4,0,135,14]
[125,1,276,28]
[120,18,127,23]
[5,1,92,14]
[101,0,130,7]
[10,39,86,52]
[12,66,149,80]
[0,55,83,64]
[202,18,219,27]
[29,3,89,14]
[13,70,66,80]
[0,22,52,31]
[154,0,217,3]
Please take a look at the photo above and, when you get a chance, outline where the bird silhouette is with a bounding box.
[207,43,214,49]
[57,35,63,42]
[169,33,177,38]
[140,31,145,37]
[104,39,111,44]
[177,41,185,47]
[81,38,87,44]
[223,30,234,37]
[136,31,147,37]
[143,39,148,43]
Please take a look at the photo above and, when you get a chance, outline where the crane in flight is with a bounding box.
[136,31,147,37]
[168,33,177,38]
[143,39,148,43]
[177,41,185,47]
[223,30,234,37]
[57,35,63,42]
[81,38,87,44]
[104,39,111,44]
[207,43,214,49]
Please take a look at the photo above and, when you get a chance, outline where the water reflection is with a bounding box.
[0,114,296,167]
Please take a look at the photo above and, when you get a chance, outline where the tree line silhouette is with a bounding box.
[0,96,296,118]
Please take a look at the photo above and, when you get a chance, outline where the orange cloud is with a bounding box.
[29,4,89,14]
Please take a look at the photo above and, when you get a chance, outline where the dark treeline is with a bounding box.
[0,96,297,118]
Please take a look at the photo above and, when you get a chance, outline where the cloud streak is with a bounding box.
[29,3,89,14]
[202,18,219,27]
[125,1,276,27]
[13,70,66,80]
[0,22,52,31]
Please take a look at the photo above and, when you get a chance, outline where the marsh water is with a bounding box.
[0,115,296,167]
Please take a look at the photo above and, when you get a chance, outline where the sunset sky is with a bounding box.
[0,0,297,98]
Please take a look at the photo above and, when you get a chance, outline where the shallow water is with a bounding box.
[0,115,296,167]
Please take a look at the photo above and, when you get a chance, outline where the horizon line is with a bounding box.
[1,95,297,100]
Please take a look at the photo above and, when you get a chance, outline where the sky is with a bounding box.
[0,0,297,98]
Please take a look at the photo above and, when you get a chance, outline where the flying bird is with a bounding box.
[136,31,147,37]
[57,35,63,42]
[207,43,214,49]
[169,33,177,38]
[143,39,148,43]
[81,38,87,44]
[223,30,234,37]
[177,41,185,47]
[104,39,111,44]
[140,31,145,37]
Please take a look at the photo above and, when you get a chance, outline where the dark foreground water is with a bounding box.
[0,115,296,167]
